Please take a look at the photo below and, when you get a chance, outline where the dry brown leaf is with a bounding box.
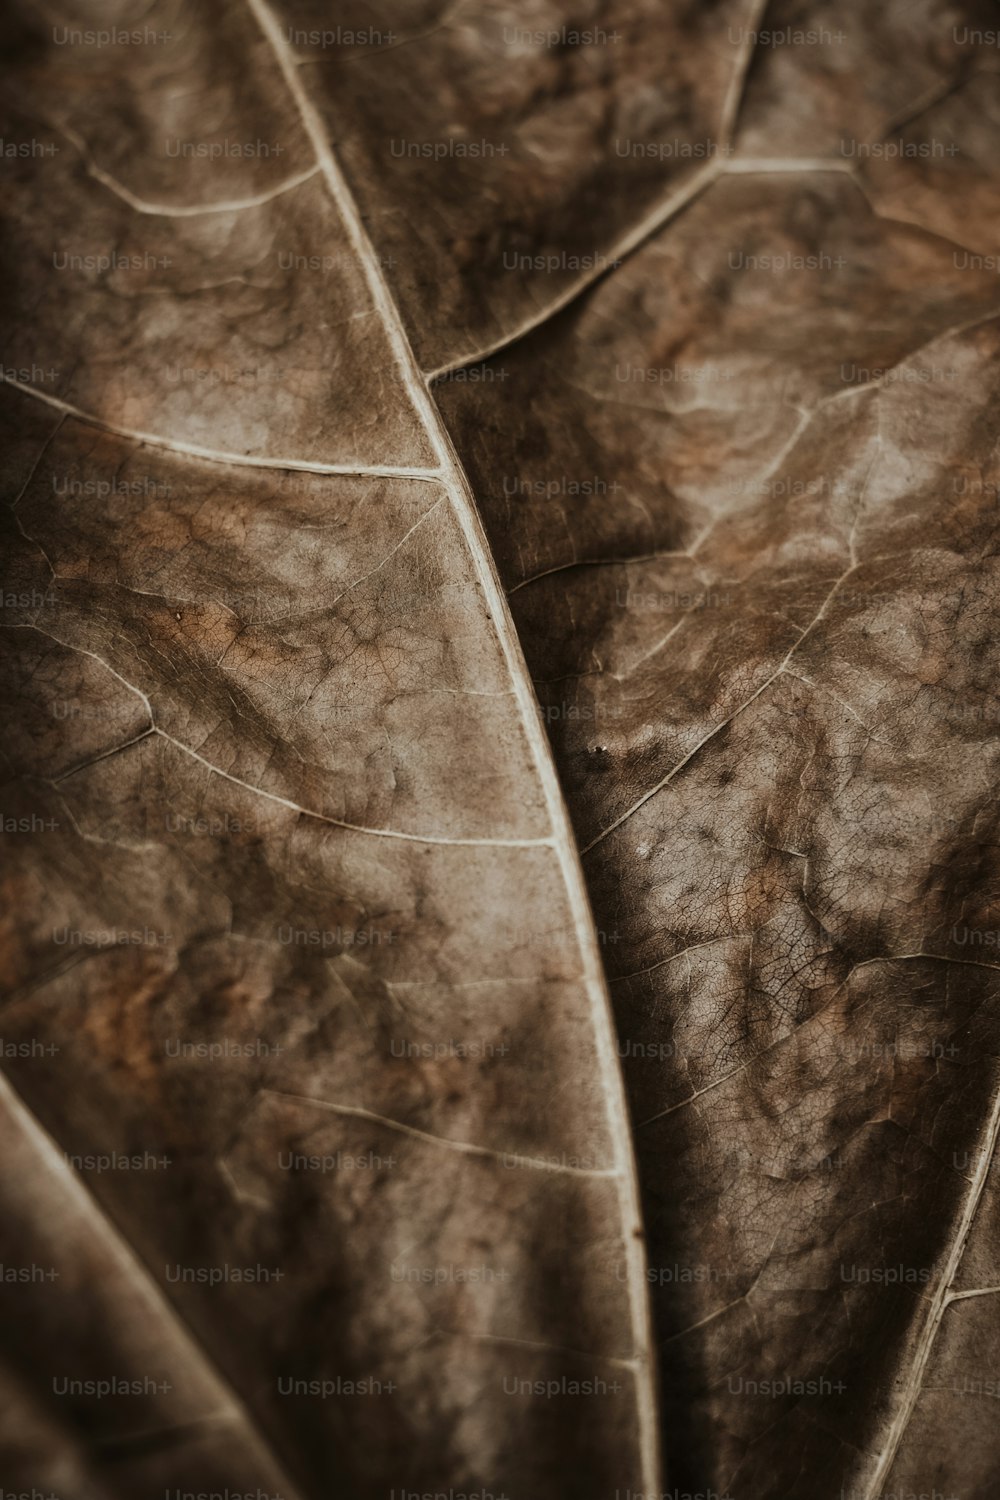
[4,3,1000,1498]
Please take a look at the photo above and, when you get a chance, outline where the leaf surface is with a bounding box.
[0,3,659,1495]
[5,2,1000,1497]
[427,5,1000,1498]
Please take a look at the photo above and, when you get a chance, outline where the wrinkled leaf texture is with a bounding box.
[2,3,1000,1500]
